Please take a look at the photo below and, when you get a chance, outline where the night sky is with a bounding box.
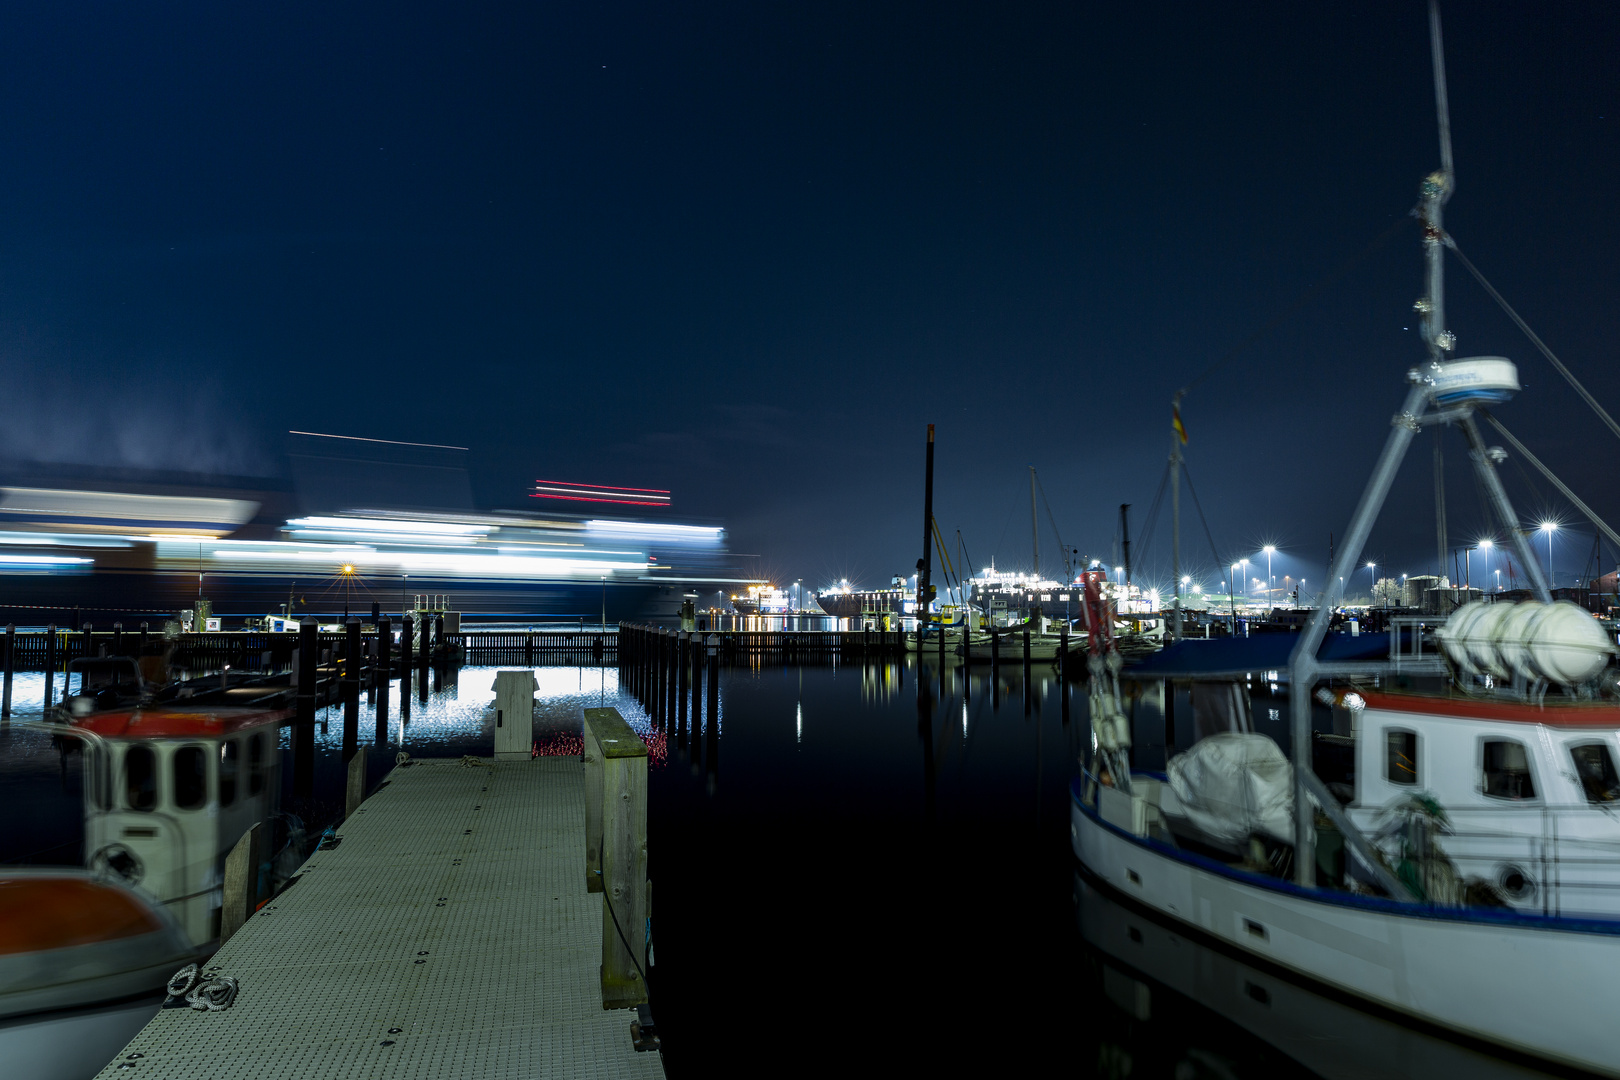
[1,2,1616,598]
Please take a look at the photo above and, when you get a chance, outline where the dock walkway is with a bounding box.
[97,758,662,1080]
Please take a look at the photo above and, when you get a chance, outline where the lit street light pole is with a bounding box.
[1541,522,1557,590]
[1262,545,1276,609]
[1228,563,1239,630]
[1367,561,1376,606]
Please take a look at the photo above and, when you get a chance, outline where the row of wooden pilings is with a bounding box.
[618,624,722,771]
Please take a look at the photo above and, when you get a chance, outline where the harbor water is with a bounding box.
[0,656,1560,1078]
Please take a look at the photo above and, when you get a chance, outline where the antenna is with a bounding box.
[1429,0,1454,186]
[1418,0,1455,363]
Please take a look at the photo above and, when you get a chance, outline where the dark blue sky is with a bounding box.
[1,2,1616,596]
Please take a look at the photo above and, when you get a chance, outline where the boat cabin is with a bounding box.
[69,692,288,948]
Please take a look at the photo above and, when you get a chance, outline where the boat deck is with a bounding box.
[95,758,663,1080]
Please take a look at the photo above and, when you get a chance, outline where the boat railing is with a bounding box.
[1387,616,1448,674]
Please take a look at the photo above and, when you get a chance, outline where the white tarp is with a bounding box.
[1166,732,1296,846]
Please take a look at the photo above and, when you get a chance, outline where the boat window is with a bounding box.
[173,745,207,810]
[124,745,157,811]
[248,733,265,796]
[1482,739,1537,800]
[1570,743,1620,804]
[219,739,238,808]
[1385,729,1418,785]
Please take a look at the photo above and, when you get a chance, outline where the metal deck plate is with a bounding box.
[97,758,663,1080]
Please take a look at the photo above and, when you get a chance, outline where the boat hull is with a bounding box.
[1072,779,1620,1077]
[2,994,164,1080]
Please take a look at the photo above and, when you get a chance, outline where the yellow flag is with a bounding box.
[1172,405,1188,445]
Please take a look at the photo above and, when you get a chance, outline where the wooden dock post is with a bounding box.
[220,822,264,944]
[583,707,649,1008]
[417,613,430,702]
[376,617,391,732]
[1,624,12,717]
[43,624,55,708]
[676,632,688,732]
[344,748,366,819]
[1023,624,1031,675]
[342,621,361,762]
[583,711,605,893]
[706,636,719,739]
[666,631,677,725]
[400,615,414,717]
[294,620,317,797]
[138,621,148,653]
[689,632,702,742]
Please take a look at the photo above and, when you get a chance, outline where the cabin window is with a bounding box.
[1385,729,1418,785]
[124,746,157,811]
[219,739,239,807]
[173,745,208,810]
[1482,739,1537,800]
[248,733,266,796]
[1570,743,1620,804]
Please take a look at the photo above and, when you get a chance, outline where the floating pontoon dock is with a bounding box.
[95,756,662,1080]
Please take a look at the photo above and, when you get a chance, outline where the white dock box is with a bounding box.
[492,670,538,759]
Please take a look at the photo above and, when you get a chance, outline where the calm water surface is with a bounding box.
[0,659,1554,1078]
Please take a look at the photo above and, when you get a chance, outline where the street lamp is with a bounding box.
[1262,545,1276,608]
[1367,561,1376,606]
[1229,563,1240,629]
[1540,522,1557,589]
[1240,558,1250,605]
[1473,539,1493,592]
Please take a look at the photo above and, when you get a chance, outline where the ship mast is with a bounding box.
[1028,466,1040,580]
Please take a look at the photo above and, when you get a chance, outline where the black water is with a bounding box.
[0,660,1556,1079]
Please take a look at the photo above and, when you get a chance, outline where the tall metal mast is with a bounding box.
[1028,466,1040,580]
[917,425,935,638]
[1169,399,1184,644]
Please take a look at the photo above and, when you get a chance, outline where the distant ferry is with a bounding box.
[815,580,909,620]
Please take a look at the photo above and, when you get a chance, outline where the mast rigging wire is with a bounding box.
[1031,472,1071,582]
[1445,235,1620,447]
[1479,410,1620,555]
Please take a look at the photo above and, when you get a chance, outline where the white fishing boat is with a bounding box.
[1073,5,1620,1075]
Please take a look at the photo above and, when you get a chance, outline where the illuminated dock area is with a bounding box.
[96,758,662,1080]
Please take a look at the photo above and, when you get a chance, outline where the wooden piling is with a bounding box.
[342,620,361,763]
[583,707,649,1008]
[399,615,414,717]
[294,620,317,797]
[376,617,391,734]
[219,823,263,944]
[583,712,605,894]
[689,633,702,742]
[706,637,719,736]
[43,624,55,708]
[1,624,12,717]
[676,632,688,732]
[344,748,366,819]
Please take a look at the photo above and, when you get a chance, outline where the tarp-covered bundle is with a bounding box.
[1166,733,1296,847]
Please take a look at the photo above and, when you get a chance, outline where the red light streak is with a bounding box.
[529,493,670,506]
[535,481,670,494]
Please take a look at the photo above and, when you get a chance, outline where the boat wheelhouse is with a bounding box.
[61,659,294,948]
